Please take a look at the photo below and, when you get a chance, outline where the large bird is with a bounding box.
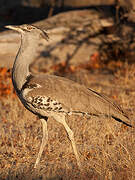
[5,24,132,169]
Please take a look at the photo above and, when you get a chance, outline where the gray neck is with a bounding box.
[12,33,39,90]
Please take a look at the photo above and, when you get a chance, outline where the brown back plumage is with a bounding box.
[22,74,132,127]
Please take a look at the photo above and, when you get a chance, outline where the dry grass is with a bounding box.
[0,65,135,180]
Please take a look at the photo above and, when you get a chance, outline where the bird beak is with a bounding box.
[5,25,23,33]
[5,25,19,30]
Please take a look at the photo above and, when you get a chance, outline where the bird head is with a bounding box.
[5,24,49,41]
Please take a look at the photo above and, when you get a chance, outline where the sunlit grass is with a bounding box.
[0,65,134,179]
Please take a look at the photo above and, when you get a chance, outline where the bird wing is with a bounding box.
[21,74,132,126]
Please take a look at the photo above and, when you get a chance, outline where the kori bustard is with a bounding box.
[5,24,132,169]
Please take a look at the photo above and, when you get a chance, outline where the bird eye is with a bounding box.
[25,25,36,31]
[27,26,33,30]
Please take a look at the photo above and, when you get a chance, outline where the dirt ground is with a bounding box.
[0,64,135,179]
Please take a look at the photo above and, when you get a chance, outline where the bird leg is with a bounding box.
[54,114,81,170]
[34,118,48,168]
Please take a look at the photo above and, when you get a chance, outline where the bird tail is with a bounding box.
[88,88,134,128]
[111,115,133,127]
